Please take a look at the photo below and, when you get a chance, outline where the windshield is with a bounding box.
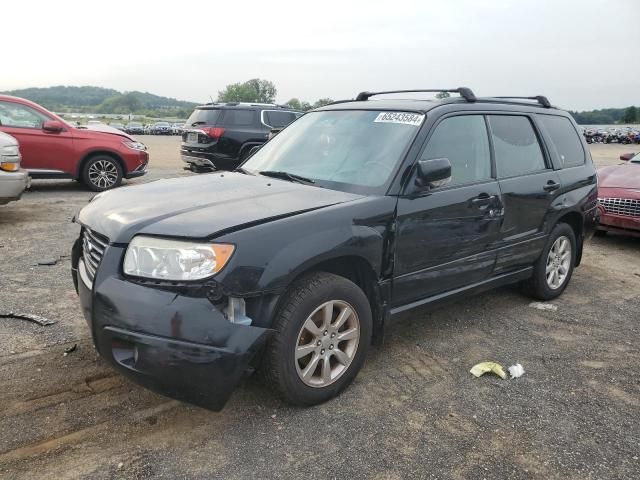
[243,110,423,193]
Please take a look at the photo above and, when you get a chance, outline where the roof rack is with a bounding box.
[355,87,477,103]
[491,96,552,108]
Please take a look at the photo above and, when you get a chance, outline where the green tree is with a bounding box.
[435,91,451,99]
[217,79,277,103]
[285,98,303,110]
[623,106,638,124]
[312,98,334,108]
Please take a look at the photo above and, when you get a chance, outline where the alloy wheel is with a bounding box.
[294,300,360,388]
[88,159,119,189]
[546,235,571,290]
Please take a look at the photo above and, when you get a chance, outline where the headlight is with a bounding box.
[0,146,21,171]
[123,140,147,151]
[1,145,19,156]
[123,236,235,281]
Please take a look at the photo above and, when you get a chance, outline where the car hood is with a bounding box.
[598,164,640,189]
[77,172,363,243]
[75,124,134,140]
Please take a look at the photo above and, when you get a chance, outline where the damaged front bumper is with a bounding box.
[72,240,273,410]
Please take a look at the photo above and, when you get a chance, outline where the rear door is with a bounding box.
[0,100,76,174]
[218,108,264,159]
[488,114,563,274]
[393,114,503,307]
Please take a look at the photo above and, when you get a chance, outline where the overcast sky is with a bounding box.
[3,0,638,110]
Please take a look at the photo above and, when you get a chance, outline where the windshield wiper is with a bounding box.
[191,121,206,126]
[259,170,315,185]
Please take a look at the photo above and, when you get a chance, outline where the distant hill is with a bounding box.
[569,107,638,125]
[1,86,199,118]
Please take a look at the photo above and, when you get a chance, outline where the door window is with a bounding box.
[0,101,48,129]
[538,115,585,168]
[221,109,255,126]
[488,115,546,178]
[421,115,491,186]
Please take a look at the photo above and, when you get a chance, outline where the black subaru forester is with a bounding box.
[72,88,597,410]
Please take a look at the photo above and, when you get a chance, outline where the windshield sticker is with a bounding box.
[374,112,424,126]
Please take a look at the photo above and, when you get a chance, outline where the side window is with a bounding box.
[488,115,546,178]
[538,115,585,168]
[421,115,491,186]
[0,101,48,128]
[221,109,255,126]
[263,110,297,128]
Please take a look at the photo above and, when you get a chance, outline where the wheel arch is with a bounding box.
[76,150,126,179]
[555,210,584,266]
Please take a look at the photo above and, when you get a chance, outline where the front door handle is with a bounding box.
[543,180,561,192]
[471,194,493,209]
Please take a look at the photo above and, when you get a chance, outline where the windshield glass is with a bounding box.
[243,110,423,193]
[186,108,222,126]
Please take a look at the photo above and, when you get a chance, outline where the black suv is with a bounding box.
[72,88,597,411]
[180,102,302,172]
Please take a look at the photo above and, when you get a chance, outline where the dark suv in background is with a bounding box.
[181,102,302,172]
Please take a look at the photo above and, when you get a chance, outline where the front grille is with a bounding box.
[82,228,108,281]
[598,197,640,217]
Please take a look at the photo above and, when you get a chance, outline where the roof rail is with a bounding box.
[355,87,477,103]
[491,96,552,108]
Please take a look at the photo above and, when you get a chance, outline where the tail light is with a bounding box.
[202,127,225,139]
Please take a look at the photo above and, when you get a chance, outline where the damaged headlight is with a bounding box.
[123,236,235,281]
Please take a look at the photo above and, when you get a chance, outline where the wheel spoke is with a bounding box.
[321,303,333,329]
[333,306,352,330]
[321,356,331,383]
[301,353,320,380]
[332,348,350,366]
[303,318,321,337]
[546,263,554,274]
[296,342,316,359]
[337,327,358,342]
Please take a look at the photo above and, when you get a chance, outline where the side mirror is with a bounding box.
[416,158,452,189]
[620,152,635,161]
[42,120,64,133]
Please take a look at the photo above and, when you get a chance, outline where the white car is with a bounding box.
[0,132,29,205]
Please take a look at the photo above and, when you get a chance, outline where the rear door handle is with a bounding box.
[471,194,494,210]
[543,181,561,192]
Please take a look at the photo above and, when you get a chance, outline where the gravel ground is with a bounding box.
[0,138,638,479]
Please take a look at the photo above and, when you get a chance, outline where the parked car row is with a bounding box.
[583,127,640,144]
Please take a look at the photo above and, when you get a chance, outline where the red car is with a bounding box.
[596,152,640,237]
[0,95,148,191]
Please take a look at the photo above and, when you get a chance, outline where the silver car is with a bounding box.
[0,132,29,205]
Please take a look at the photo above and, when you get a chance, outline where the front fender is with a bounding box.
[213,196,397,296]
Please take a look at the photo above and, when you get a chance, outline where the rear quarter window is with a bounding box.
[263,110,299,128]
[538,115,585,168]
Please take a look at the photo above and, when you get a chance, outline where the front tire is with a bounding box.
[263,272,372,406]
[523,223,576,301]
[82,155,123,192]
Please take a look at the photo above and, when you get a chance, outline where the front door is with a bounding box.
[393,114,503,308]
[0,100,76,174]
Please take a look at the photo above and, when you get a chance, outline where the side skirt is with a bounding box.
[389,267,533,317]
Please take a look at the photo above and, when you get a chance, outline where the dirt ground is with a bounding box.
[0,138,638,479]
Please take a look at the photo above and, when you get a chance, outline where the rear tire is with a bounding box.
[263,272,372,406]
[523,223,576,301]
[81,155,123,192]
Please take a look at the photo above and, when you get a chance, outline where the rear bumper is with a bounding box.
[0,169,29,204]
[180,149,240,171]
[72,242,273,410]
